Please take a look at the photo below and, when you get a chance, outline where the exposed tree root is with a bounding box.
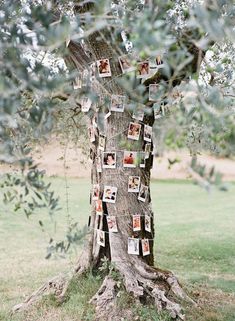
[90,259,196,320]
[12,273,70,313]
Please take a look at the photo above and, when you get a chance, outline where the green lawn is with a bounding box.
[0,178,235,321]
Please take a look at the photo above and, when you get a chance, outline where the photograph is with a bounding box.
[138,184,148,202]
[123,151,137,168]
[97,155,102,173]
[92,184,100,201]
[107,216,118,232]
[128,237,139,255]
[95,199,103,215]
[156,54,164,66]
[103,186,117,204]
[128,176,141,193]
[144,124,152,142]
[136,60,150,78]
[90,62,96,79]
[149,84,159,101]
[97,229,105,247]
[153,103,164,119]
[133,110,144,121]
[98,134,106,151]
[73,76,82,89]
[132,214,141,231]
[127,122,141,141]
[88,126,96,143]
[97,59,112,78]
[139,152,146,168]
[145,143,151,159]
[145,214,151,232]
[103,152,116,169]
[118,54,135,73]
[110,95,126,112]
[141,239,150,256]
[81,96,92,112]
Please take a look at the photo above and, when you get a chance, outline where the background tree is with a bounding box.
[0,0,234,320]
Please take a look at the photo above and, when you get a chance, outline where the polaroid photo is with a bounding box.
[145,143,151,159]
[128,176,141,193]
[144,125,152,142]
[95,199,103,215]
[149,84,159,102]
[132,109,144,121]
[139,152,146,168]
[123,151,137,168]
[81,69,89,87]
[107,216,118,233]
[97,155,102,173]
[89,126,96,143]
[138,184,148,202]
[145,215,151,232]
[103,186,117,204]
[89,62,97,79]
[136,60,150,79]
[73,76,82,89]
[128,237,139,255]
[110,95,125,113]
[97,59,112,78]
[132,214,141,232]
[92,184,100,201]
[156,54,164,67]
[103,152,116,169]
[127,122,141,141]
[97,229,105,247]
[153,103,164,119]
[81,96,92,112]
[142,239,150,256]
[118,54,135,74]
[98,135,106,151]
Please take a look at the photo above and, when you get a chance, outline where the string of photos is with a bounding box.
[75,52,165,258]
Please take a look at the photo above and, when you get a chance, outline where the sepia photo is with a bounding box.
[142,239,150,256]
[92,184,100,201]
[136,60,150,78]
[110,95,126,112]
[128,176,141,193]
[118,54,135,73]
[145,214,151,232]
[144,125,152,142]
[97,59,112,78]
[132,214,141,231]
[97,229,105,247]
[127,122,141,141]
[107,216,118,232]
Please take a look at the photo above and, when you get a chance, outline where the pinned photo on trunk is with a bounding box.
[144,143,151,158]
[132,110,144,121]
[123,151,137,168]
[92,184,100,201]
[97,155,102,173]
[95,199,103,215]
[128,176,141,193]
[81,96,92,112]
[110,95,126,112]
[73,76,82,89]
[144,125,152,142]
[97,229,105,247]
[97,59,112,78]
[128,237,139,255]
[118,54,135,73]
[142,239,150,256]
[127,122,141,141]
[103,186,117,204]
[107,216,118,232]
[153,103,165,119]
[132,214,141,231]
[88,126,96,143]
[139,152,146,168]
[98,134,106,151]
[136,60,150,78]
[103,152,116,169]
[149,84,159,102]
[145,214,151,232]
[156,54,164,67]
[138,184,148,202]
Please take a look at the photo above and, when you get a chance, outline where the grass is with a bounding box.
[0,177,235,321]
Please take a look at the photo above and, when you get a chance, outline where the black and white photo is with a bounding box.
[110,95,125,112]
[144,125,152,142]
[138,184,148,202]
[128,176,141,193]
[103,152,116,169]
[103,186,117,204]
[128,237,139,255]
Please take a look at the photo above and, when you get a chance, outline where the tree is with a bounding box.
[1,0,234,320]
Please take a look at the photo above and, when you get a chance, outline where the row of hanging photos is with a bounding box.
[96,214,152,256]
[79,91,165,119]
[97,230,151,256]
[73,53,164,87]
